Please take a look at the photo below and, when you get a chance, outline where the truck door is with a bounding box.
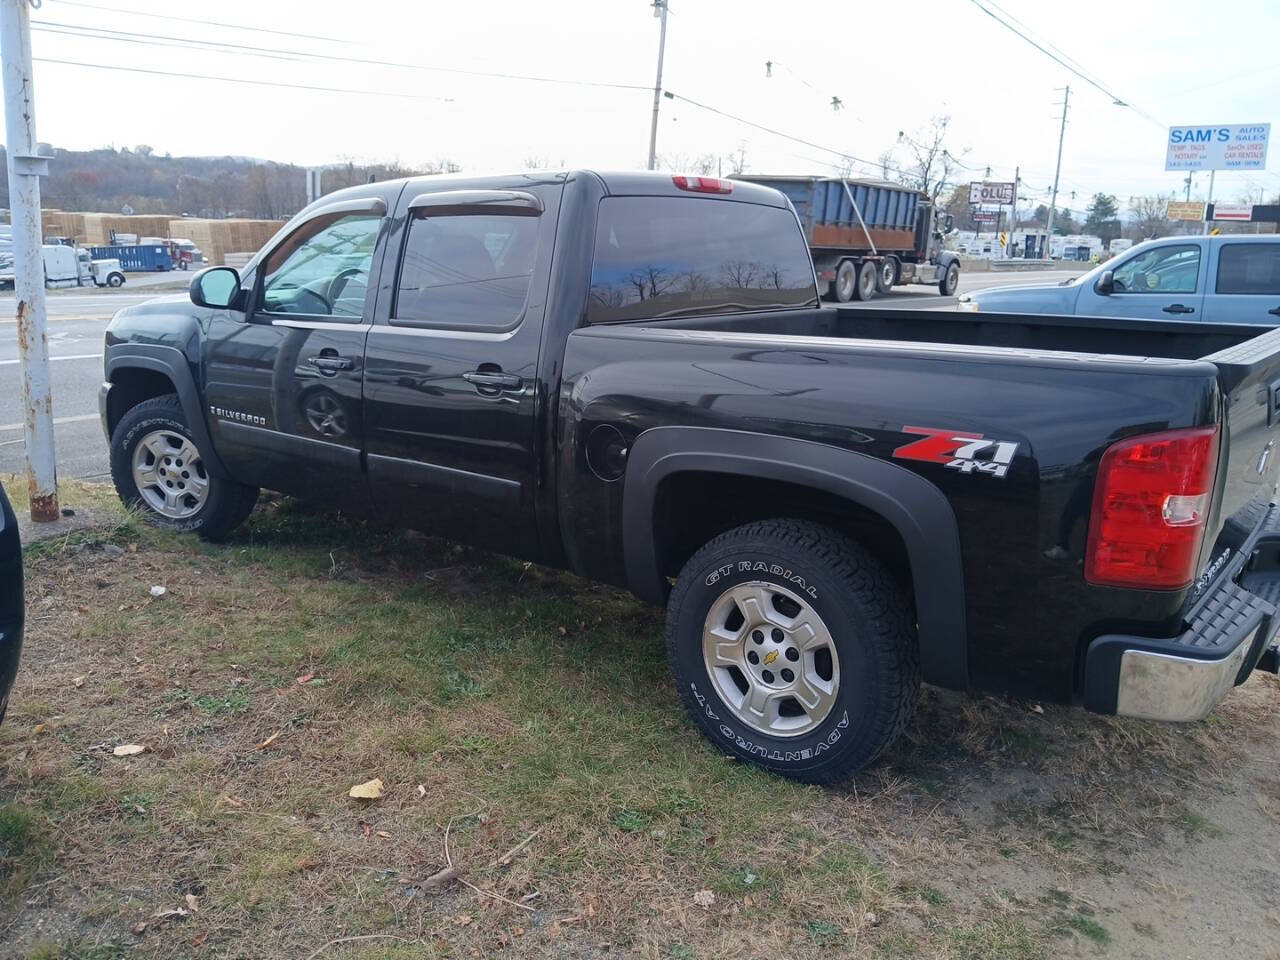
[1200,241,1280,325]
[362,180,562,560]
[1077,241,1207,319]
[202,193,394,513]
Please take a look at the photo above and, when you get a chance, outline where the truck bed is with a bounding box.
[654,305,1263,362]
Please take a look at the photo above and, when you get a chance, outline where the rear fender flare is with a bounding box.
[104,344,229,478]
[622,426,968,690]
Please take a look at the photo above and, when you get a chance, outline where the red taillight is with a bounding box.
[672,175,733,195]
[1085,426,1219,590]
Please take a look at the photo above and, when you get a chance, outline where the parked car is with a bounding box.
[959,235,1280,324]
[0,483,23,725]
[100,171,1280,782]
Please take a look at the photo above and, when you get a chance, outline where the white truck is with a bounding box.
[0,244,126,289]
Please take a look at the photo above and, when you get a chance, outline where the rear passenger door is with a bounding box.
[362,181,562,560]
[1201,241,1280,325]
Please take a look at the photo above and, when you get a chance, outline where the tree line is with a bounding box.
[0,144,459,218]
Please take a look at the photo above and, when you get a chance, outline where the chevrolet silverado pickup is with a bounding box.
[100,170,1280,782]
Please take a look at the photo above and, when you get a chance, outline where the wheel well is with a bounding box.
[106,367,177,437]
[653,471,914,603]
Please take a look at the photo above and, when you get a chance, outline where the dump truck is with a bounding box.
[735,175,959,302]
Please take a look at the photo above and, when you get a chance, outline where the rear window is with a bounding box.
[1216,243,1280,295]
[587,196,817,323]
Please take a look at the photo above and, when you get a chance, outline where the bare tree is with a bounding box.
[900,115,968,204]
[1129,194,1172,240]
[875,150,897,180]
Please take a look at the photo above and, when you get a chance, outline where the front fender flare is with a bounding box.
[104,343,229,479]
[622,426,968,691]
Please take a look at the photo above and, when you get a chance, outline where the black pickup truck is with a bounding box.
[99,171,1280,782]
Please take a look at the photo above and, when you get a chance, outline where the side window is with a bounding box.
[1110,244,1200,294]
[392,214,539,329]
[1216,244,1280,295]
[588,196,818,323]
[260,212,381,318]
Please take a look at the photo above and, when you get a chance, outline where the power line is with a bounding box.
[33,20,653,91]
[33,57,456,101]
[49,0,354,45]
[966,0,1163,127]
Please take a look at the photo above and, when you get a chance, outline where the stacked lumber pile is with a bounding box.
[81,214,175,244]
[169,219,284,265]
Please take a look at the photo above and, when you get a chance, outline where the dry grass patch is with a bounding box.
[1,482,1278,959]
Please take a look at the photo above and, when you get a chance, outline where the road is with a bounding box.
[0,267,1084,483]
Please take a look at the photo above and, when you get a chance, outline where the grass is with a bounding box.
[1,478,1278,958]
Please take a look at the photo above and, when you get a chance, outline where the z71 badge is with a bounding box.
[893,426,1018,479]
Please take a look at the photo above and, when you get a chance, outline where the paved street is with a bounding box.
[0,267,1084,483]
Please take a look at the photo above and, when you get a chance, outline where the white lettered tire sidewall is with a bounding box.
[666,520,917,782]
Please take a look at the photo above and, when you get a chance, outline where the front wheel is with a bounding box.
[110,394,258,541]
[107,273,124,287]
[666,519,919,783]
[939,262,960,297]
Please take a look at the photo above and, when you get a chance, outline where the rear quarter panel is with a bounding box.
[558,325,1220,702]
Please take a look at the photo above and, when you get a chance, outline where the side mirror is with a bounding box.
[190,266,240,309]
[1096,270,1114,295]
[943,214,954,233]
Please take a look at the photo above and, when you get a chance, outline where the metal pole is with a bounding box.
[1,0,58,521]
[1045,85,1069,254]
[646,0,669,171]
[1008,165,1019,258]
[1202,169,1215,235]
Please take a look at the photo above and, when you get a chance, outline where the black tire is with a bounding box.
[833,260,857,302]
[107,273,124,287]
[852,260,877,301]
[110,394,258,541]
[939,261,959,297]
[666,519,920,783]
[875,256,899,294]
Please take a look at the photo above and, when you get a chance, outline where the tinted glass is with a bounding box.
[588,197,817,323]
[394,214,539,328]
[1216,244,1280,295]
[1111,244,1200,294]
[261,213,380,318]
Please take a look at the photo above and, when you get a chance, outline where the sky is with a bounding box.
[16,0,1280,221]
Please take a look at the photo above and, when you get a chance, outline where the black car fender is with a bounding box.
[621,425,968,691]
[104,343,230,479]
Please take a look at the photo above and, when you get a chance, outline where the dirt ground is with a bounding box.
[1,485,1279,959]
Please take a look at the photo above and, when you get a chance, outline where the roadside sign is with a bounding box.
[972,210,998,223]
[1165,123,1270,171]
[1210,227,1221,236]
[999,232,1007,246]
[969,181,1015,204]
[1212,203,1253,221]
[1166,200,1206,221]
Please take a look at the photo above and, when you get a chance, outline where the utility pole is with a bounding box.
[646,0,669,171]
[1202,169,1216,235]
[1007,165,1019,258]
[1044,85,1069,251]
[1,0,58,521]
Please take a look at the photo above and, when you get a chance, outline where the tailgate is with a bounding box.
[1204,325,1280,557]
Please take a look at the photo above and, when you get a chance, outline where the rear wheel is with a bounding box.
[875,256,899,294]
[852,260,877,301]
[939,261,960,297]
[666,519,920,782]
[110,394,258,541]
[833,260,857,302]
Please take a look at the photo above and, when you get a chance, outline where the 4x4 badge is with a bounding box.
[893,426,1019,479]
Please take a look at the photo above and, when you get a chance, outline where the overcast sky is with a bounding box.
[19,0,1280,219]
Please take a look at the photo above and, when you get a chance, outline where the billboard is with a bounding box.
[1166,201,1206,222]
[969,181,1015,204]
[1165,124,1270,171]
[1212,203,1253,221]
